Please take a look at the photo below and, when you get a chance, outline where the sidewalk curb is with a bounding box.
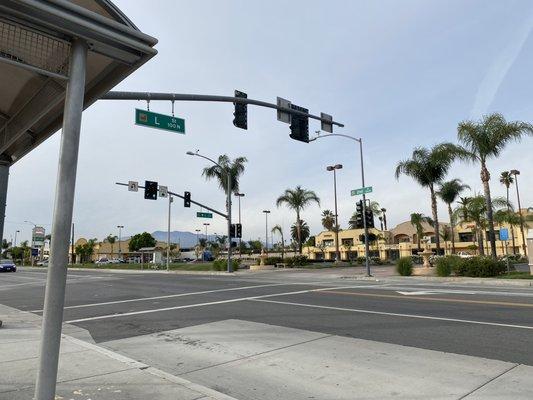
[344,275,533,287]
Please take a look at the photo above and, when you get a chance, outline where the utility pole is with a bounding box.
[235,192,245,257]
[166,195,173,272]
[263,210,271,254]
[326,164,343,262]
[70,223,75,264]
[510,170,527,256]
[117,225,124,260]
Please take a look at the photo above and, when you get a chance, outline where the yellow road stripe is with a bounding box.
[319,290,533,308]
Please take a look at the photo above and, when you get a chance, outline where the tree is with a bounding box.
[2,239,10,258]
[128,232,156,252]
[437,179,470,254]
[271,224,285,260]
[321,210,335,231]
[500,171,516,254]
[75,238,98,263]
[381,208,388,230]
[440,226,451,255]
[291,220,310,245]
[453,195,508,255]
[410,213,433,251]
[247,240,262,254]
[395,144,456,251]
[451,113,533,258]
[106,234,117,259]
[276,186,320,254]
[317,241,327,259]
[306,236,316,247]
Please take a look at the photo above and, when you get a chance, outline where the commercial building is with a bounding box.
[305,210,532,261]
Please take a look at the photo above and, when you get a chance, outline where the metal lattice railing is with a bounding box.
[0,19,70,77]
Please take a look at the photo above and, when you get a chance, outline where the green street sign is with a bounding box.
[135,109,185,134]
[197,212,213,219]
[351,186,373,196]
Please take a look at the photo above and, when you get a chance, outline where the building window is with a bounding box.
[341,238,354,246]
[459,232,474,242]
[322,239,334,247]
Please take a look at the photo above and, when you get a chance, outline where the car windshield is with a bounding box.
[0,259,12,263]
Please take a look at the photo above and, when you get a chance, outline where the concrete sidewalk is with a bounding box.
[0,305,236,400]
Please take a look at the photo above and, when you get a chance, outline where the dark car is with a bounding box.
[0,259,16,272]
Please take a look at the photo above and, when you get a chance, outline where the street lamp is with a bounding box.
[510,170,527,256]
[310,132,372,276]
[263,210,271,254]
[235,192,245,257]
[14,230,20,247]
[117,225,124,259]
[24,220,37,266]
[326,164,343,262]
[203,223,210,240]
[187,150,233,273]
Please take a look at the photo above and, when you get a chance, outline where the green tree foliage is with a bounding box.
[128,232,156,252]
[321,210,335,231]
[437,178,470,254]
[449,113,533,258]
[75,238,98,263]
[291,220,310,245]
[276,186,320,254]
[410,213,433,251]
[395,143,457,251]
[271,224,285,260]
[201,155,247,195]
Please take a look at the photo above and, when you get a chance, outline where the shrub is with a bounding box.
[370,256,383,265]
[286,255,309,267]
[356,256,366,265]
[212,259,240,271]
[396,257,413,276]
[265,256,283,265]
[453,256,506,278]
[435,255,460,277]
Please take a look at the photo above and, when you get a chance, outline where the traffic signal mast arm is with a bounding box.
[116,182,228,219]
[101,91,344,128]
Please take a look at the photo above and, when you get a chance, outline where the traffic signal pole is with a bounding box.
[310,133,372,276]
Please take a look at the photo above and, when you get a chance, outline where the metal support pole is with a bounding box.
[358,139,371,276]
[333,169,340,262]
[514,175,527,256]
[265,212,269,254]
[227,172,233,273]
[166,195,172,272]
[238,195,242,258]
[35,39,87,400]
[0,161,9,247]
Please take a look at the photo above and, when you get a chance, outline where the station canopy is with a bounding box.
[0,0,157,166]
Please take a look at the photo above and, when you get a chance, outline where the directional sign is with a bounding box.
[351,186,373,196]
[499,228,509,241]
[135,109,185,134]
[197,212,213,219]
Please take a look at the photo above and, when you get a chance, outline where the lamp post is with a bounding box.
[263,210,270,254]
[310,133,371,276]
[14,230,19,247]
[166,195,173,272]
[510,170,527,256]
[203,223,210,240]
[187,150,233,272]
[117,225,124,260]
[326,164,343,262]
[195,229,201,260]
[235,192,245,257]
[25,220,37,266]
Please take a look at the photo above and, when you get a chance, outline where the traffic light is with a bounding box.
[236,223,242,239]
[289,104,309,143]
[144,181,158,200]
[184,191,191,207]
[230,223,236,238]
[355,200,364,229]
[365,208,375,229]
[233,90,247,130]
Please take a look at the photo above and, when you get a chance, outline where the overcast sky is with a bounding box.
[6,0,533,245]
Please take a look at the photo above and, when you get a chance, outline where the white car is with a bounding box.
[95,258,110,265]
[456,252,474,259]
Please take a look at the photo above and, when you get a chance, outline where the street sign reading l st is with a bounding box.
[135,109,185,134]
[351,186,373,196]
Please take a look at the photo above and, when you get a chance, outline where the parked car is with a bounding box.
[36,259,49,267]
[0,259,16,272]
[456,252,474,259]
[95,258,110,265]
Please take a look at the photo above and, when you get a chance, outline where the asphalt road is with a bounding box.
[2,267,533,366]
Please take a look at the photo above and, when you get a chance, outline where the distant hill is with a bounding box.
[151,231,217,248]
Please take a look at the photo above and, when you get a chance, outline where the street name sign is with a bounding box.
[135,109,185,134]
[351,186,373,196]
[197,212,213,219]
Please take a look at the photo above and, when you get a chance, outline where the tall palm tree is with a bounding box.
[410,213,433,251]
[271,225,285,260]
[106,234,117,259]
[440,226,451,255]
[291,220,310,245]
[395,143,456,251]
[321,210,335,231]
[437,179,470,254]
[450,113,533,258]
[499,171,516,254]
[276,186,320,253]
[202,155,248,195]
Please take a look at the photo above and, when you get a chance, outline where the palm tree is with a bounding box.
[291,220,310,245]
[410,213,433,251]
[276,186,320,253]
[440,226,451,255]
[106,234,117,259]
[202,155,248,195]
[321,210,335,231]
[500,171,516,254]
[437,179,470,254]
[271,225,285,260]
[450,113,533,258]
[395,144,456,251]
[381,208,388,230]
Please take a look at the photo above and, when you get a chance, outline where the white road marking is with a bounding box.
[0,276,105,290]
[30,281,382,312]
[63,285,368,323]
[396,290,475,296]
[251,299,533,331]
